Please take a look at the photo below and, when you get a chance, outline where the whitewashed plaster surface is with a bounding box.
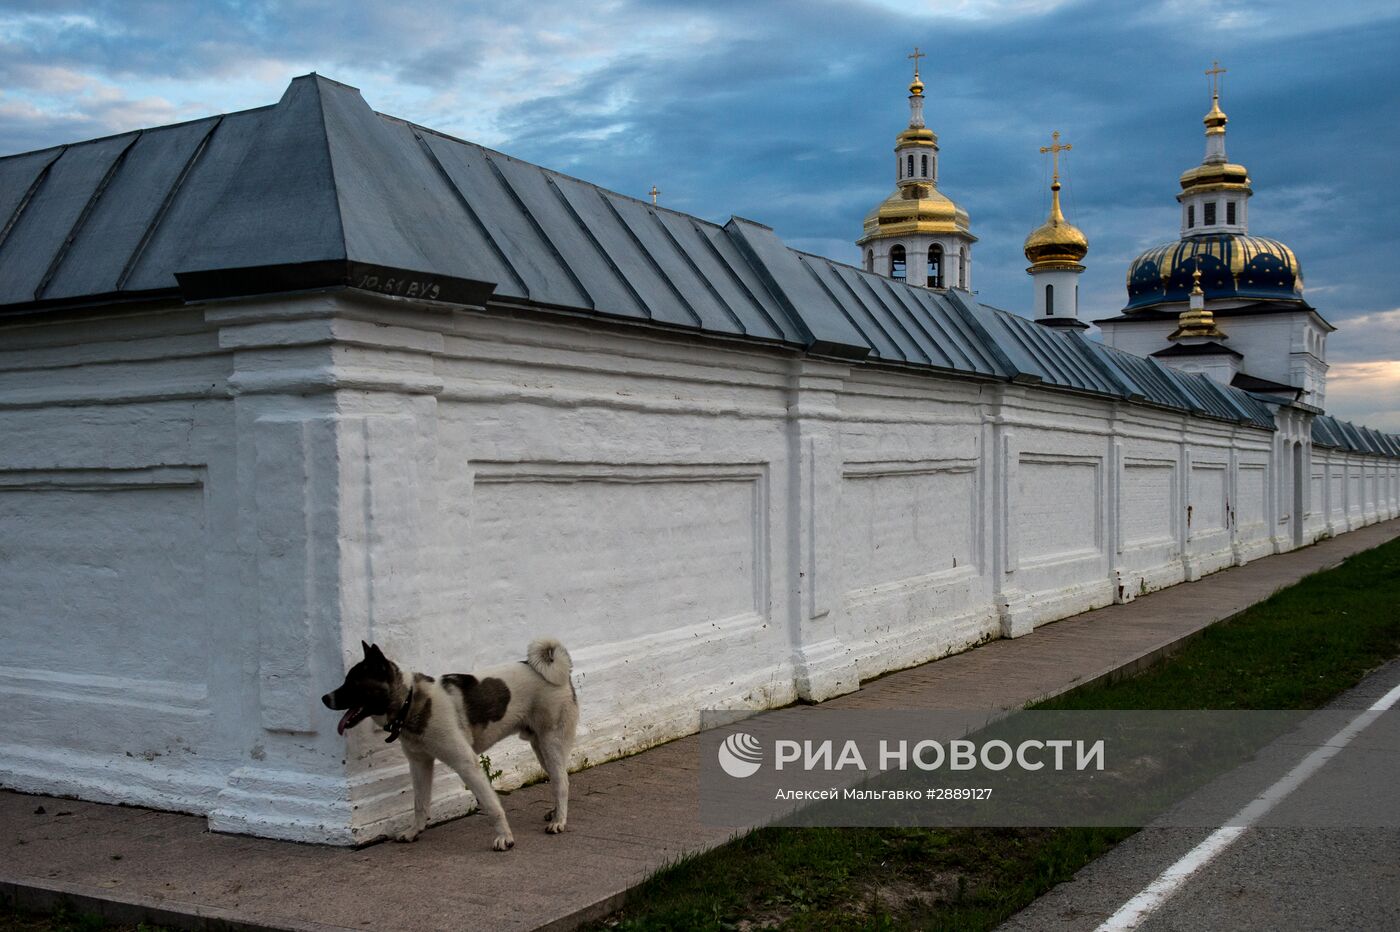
[1,293,1397,844]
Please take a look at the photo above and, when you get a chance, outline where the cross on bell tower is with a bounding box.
[1205,60,1226,98]
[1040,131,1071,184]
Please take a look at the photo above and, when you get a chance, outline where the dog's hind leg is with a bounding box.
[531,733,571,834]
[438,735,514,851]
[397,751,435,843]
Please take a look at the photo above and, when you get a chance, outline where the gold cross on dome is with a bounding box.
[1206,60,1227,97]
[648,185,660,205]
[1039,130,1072,183]
[907,47,925,77]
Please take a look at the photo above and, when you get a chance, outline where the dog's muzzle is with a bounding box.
[322,690,369,734]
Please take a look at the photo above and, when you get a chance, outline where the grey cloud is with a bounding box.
[0,0,1393,424]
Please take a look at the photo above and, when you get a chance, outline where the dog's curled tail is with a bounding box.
[527,638,573,687]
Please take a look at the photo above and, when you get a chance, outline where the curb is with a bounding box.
[1,877,349,932]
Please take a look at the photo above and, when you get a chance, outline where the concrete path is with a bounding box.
[3,519,1397,932]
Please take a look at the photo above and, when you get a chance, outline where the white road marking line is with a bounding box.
[1095,681,1400,932]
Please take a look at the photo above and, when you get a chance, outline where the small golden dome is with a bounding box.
[1023,183,1087,268]
[1177,160,1250,195]
[909,75,925,97]
[857,183,974,244]
[895,125,937,148]
[1204,94,1227,135]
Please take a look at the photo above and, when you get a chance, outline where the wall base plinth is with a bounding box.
[1111,569,1136,604]
[998,593,1036,638]
[792,637,860,702]
[209,766,358,845]
[0,743,222,820]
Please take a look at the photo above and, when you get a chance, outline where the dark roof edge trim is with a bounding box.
[175,260,497,307]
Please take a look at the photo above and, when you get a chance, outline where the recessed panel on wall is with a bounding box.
[1017,455,1101,564]
[1238,464,1267,527]
[1122,460,1174,547]
[838,459,976,592]
[0,467,209,747]
[1190,463,1227,532]
[465,462,766,650]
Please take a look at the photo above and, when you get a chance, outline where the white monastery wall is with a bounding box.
[1,293,1396,844]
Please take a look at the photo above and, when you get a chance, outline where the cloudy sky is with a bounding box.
[2,0,1397,427]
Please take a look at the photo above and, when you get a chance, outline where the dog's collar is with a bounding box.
[384,683,415,744]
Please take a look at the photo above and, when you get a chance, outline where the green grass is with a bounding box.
[0,901,166,932]
[590,536,1400,931]
[1040,539,1400,711]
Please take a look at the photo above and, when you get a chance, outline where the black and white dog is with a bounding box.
[322,638,578,851]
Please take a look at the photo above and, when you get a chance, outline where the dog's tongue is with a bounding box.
[337,708,361,736]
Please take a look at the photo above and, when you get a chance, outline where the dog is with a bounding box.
[321,638,578,851]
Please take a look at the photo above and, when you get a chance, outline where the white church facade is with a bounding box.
[0,70,1396,845]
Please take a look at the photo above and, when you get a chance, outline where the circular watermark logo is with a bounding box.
[718,732,763,778]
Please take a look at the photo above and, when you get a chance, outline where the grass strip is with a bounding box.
[590,535,1400,931]
[0,899,165,932]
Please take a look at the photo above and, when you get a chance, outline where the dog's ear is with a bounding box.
[361,640,372,657]
[366,643,387,664]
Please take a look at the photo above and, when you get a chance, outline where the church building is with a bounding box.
[1094,67,1330,408]
[0,64,1395,846]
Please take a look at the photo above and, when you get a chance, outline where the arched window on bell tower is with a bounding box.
[959,246,968,288]
[890,244,907,280]
[1045,284,1055,315]
[907,154,914,178]
[921,154,928,178]
[866,249,874,272]
[928,244,943,288]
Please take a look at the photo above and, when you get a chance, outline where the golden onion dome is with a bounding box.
[857,183,974,244]
[909,74,925,96]
[1204,94,1227,134]
[1023,182,1087,268]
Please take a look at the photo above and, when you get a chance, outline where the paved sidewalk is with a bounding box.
[3,520,1397,932]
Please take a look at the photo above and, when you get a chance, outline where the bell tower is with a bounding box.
[857,49,977,289]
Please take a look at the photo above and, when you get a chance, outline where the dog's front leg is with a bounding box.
[440,737,514,851]
[397,751,435,843]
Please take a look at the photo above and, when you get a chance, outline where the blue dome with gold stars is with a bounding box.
[1125,232,1303,312]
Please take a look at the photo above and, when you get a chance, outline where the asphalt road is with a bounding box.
[998,660,1400,932]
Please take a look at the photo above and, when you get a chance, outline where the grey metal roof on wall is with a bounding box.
[1,72,1392,445]
[1311,415,1400,457]
[977,304,1126,396]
